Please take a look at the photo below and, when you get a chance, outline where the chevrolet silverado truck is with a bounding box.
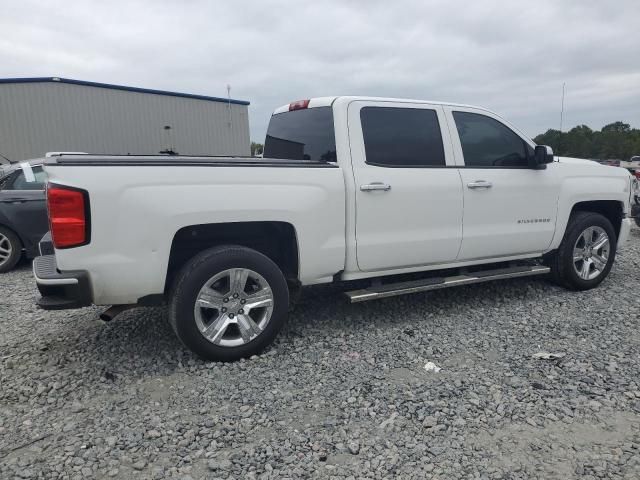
[34,96,633,361]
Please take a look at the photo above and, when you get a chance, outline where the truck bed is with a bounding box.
[42,153,346,304]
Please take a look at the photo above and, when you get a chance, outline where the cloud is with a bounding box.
[1,0,639,141]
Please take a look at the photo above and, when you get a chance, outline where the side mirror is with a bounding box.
[531,145,554,169]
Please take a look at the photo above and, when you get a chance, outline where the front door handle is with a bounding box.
[467,180,492,189]
[360,182,391,192]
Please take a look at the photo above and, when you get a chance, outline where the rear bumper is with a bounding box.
[33,254,92,310]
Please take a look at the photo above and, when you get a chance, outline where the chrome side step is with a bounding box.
[345,265,550,303]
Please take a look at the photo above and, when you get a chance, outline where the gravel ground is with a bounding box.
[1,231,640,480]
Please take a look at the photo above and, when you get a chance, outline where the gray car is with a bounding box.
[0,161,49,272]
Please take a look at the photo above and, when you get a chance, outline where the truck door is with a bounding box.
[443,106,560,260]
[348,101,464,272]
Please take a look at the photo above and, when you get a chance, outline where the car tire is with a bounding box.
[0,226,22,273]
[548,211,616,291]
[169,245,289,361]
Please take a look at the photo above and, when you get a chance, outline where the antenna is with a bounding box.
[226,84,233,130]
[559,82,566,133]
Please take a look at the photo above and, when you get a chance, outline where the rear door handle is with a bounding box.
[360,182,391,192]
[467,180,492,189]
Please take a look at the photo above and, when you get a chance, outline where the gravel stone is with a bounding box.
[347,441,360,455]
[132,460,146,470]
[1,228,640,479]
[422,415,438,428]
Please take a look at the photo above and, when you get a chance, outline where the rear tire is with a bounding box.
[169,245,289,361]
[0,226,22,273]
[548,211,616,290]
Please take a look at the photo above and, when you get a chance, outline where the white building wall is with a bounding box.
[0,80,250,160]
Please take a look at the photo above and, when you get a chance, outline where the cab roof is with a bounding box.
[272,96,487,115]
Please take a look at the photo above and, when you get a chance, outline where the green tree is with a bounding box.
[564,125,593,159]
[534,122,639,160]
[250,142,264,156]
[534,129,563,154]
[601,121,631,134]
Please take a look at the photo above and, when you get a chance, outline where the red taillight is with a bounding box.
[289,99,310,111]
[47,184,90,248]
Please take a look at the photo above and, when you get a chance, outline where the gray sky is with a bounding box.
[2,0,639,142]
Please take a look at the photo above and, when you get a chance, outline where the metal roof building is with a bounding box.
[0,77,251,161]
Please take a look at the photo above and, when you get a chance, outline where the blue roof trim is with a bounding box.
[0,77,250,106]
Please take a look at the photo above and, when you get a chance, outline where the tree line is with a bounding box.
[534,122,640,161]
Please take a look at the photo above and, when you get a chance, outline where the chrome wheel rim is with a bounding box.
[194,268,274,347]
[573,226,610,280]
[0,233,12,267]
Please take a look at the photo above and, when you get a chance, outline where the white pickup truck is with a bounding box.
[34,96,633,361]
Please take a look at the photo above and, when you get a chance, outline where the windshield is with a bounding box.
[264,107,337,161]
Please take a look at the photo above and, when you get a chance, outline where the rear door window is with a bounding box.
[360,107,446,167]
[264,107,337,161]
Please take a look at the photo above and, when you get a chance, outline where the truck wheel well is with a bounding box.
[165,222,299,293]
[570,200,623,238]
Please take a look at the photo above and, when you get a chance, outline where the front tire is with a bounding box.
[0,226,22,273]
[548,211,616,290]
[169,245,289,361]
